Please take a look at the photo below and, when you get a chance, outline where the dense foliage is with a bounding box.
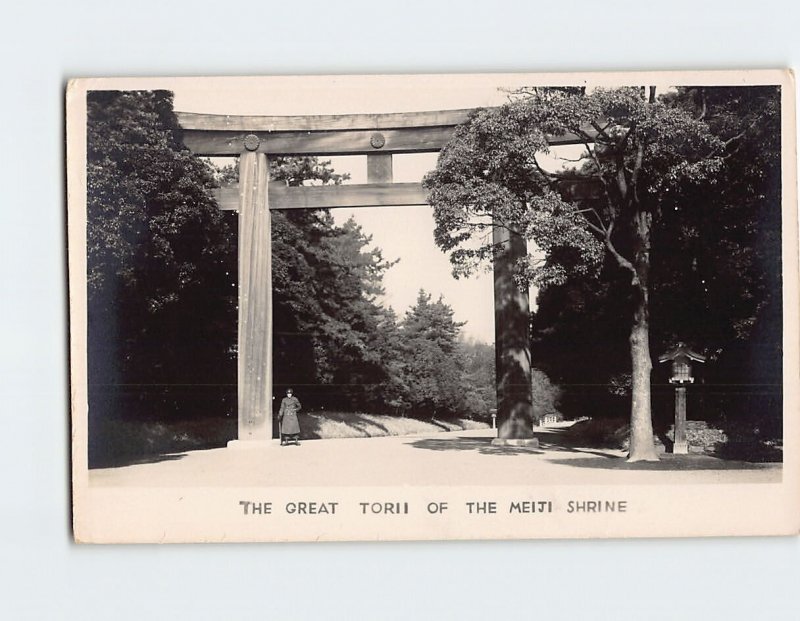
[87,91,237,449]
[533,86,782,443]
[392,291,493,419]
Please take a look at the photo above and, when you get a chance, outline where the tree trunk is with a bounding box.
[627,211,659,462]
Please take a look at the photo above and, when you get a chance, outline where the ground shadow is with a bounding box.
[429,419,455,431]
[409,436,544,456]
[296,414,324,439]
[409,431,631,458]
[351,419,390,435]
[713,441,783,463]
[90,453,188,469]
[88,414,235,468]
[548,454,781,471]
[537,439,622,459]
[409,432,779,472]
[299,412,390,439]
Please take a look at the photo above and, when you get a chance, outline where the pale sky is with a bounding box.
[325,153,497,343]
[168,75,606,342]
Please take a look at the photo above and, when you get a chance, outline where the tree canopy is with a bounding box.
[87,90,235,391]
[424,87,726,287]
[424,85,781,460]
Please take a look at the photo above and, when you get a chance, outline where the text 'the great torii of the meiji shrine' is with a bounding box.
[177,108,597,447]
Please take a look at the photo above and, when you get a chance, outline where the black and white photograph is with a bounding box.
[67,71,798,543]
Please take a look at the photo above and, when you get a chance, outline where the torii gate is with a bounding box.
[177,108,593,447]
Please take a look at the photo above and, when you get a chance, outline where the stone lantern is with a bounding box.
[659,343,706,454]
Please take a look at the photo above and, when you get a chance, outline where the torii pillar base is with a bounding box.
[491,437,540,448]
[227,440,275,450]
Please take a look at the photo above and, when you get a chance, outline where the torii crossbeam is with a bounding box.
[177,108,596,446]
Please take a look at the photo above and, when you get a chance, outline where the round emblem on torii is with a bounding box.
[243,134,261,151]
[370,132,386,149]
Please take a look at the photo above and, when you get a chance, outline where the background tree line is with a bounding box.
[86,90,495,463]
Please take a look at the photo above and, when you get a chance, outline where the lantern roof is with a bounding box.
[658,342,707,364]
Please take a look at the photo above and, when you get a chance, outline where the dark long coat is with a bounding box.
[278,395,301,435]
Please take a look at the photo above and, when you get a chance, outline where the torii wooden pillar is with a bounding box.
[236,149,272,442]
[177,109,595,446]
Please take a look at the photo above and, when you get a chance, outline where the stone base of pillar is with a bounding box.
[672,441,689,455]
[491,437,540,448]
[227,439,275,450]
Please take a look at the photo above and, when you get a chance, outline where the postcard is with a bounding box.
[67,70,799,542]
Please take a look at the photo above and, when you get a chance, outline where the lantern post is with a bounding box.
[659,343,706,454]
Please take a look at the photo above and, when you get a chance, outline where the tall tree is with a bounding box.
[87,90,236,425]
[460,339,497,418]
[396,291,475,419]
[271,210,398,409]
[423,86,771,460]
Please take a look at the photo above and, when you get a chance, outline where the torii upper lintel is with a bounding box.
[176,109,595,157]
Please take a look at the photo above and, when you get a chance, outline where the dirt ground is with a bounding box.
[89,427,781,488]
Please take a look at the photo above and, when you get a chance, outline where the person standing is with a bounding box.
[278,388,302,446]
